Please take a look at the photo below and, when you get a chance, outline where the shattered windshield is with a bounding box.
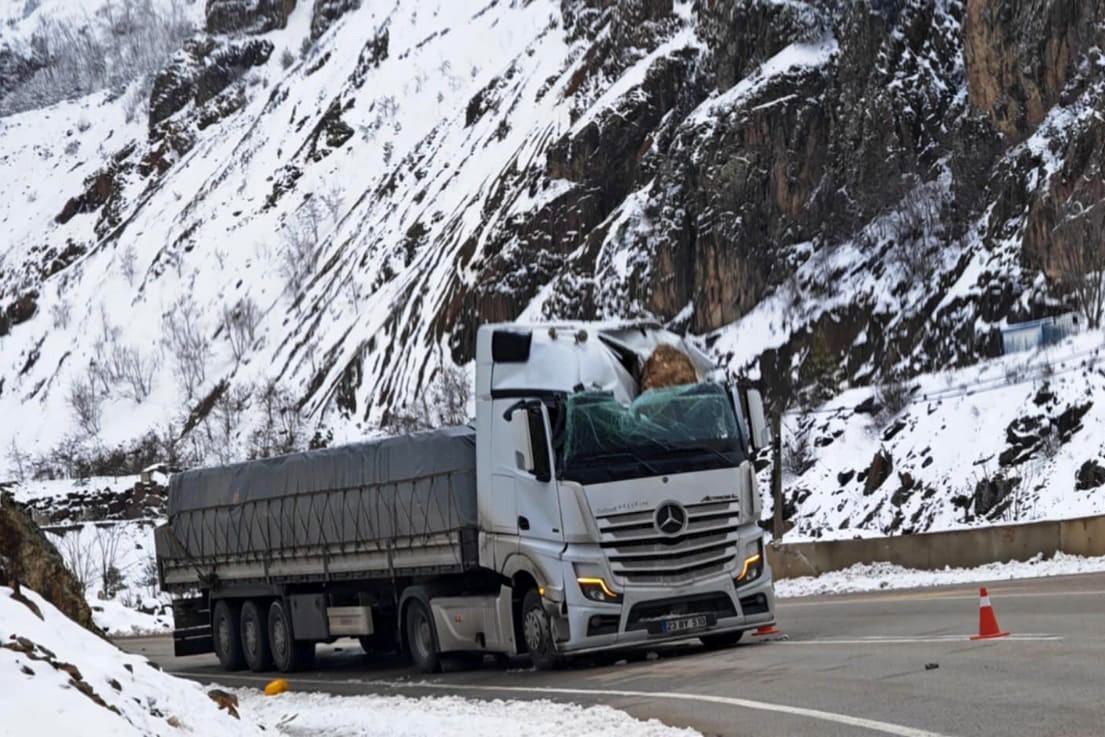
[560,382,745,483]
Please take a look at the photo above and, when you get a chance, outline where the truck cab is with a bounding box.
[473,321,776,662]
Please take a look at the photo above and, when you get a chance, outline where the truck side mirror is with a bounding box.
[745,389,771,451]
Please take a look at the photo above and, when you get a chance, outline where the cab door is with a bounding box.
[512,401,563,546]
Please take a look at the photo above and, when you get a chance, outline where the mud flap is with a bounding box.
[172,596,213,656]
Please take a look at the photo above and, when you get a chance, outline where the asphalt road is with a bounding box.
[118,573,1105,737]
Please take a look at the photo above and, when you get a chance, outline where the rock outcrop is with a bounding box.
[0,490,95,632]
[205,0,297,35]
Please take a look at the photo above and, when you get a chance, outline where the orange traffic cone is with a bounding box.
[753,624,782,636]
[970,587,1009,640]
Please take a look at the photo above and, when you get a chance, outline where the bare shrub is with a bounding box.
[120,245,138,285]
[280,47,295,69]
[384,361,471,433]
[94,524,126,599]
[194,383,252,464]
[887,189,942,283]
[116,346,158,402]
[248,382,304,459]
[52,529,96,596]
[50,301,72,329]
[140,555,160,599]
[222,297,261,363]
[782,423,815,477]
[279,201,322,295]
[68,372,103,437]
[162,295,211,400]
[7,439,30,482]
[319,184,344,223]
[875,376,912,423]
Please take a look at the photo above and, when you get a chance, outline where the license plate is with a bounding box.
[660,615,708,634]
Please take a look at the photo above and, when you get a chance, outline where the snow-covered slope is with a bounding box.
[776,331,1105,540]
[0,584,264,736]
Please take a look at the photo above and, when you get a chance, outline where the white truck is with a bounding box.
[156,322,776,672]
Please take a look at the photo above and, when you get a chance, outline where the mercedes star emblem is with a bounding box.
[655,502,687,535]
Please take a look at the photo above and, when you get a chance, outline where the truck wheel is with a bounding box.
[212,600,245,671]
[241,600,273,672]
[268,599,315,673]
[404,599,440,673]
[521,589,559,670]
[701,631,744,649]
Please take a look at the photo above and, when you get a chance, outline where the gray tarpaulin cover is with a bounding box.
[163,426,478,565]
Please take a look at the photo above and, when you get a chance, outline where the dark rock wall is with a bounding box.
[0,491,96,632]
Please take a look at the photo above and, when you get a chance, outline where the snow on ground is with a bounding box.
[0,585,265,737]
[775,552,1105,598]
[236,689,702,737]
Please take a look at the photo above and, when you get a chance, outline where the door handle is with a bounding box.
[518,516,530,531]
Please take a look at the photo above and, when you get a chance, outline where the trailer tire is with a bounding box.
[212,600,245,671]
[404,598,440,674]
[268,599,315,673]
[521,589,559,671]
[241,600,273,672]
[700,631,744,649]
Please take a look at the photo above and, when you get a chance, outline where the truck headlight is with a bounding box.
[736,541,765,586]
[577,577,623,604]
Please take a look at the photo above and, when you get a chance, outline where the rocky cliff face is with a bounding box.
[0,489,96,631]
[1,0,1104,472]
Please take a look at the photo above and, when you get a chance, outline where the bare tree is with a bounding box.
[120,245,138,285]
[1053,199,1105,329]
[162,295,211,400]
[7,438,30,482]
[222,297,261,363]
[279,201,323,295]
[248,382,303,459]
[94,524,126,599]
[67,372,103,437]
[51,528,96,596]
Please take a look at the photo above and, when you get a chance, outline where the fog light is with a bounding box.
[577,577,623,604]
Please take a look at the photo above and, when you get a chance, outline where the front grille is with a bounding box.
[598,499,741,584]
[626,592,735,631]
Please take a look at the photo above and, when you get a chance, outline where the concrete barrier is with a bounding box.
[767,513,1105,579]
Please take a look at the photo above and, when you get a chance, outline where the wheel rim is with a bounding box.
[411,609,432,659]
[217,616,230,655]
[243,615,258,656]
[523,607,547,653]
[272,610,288,661]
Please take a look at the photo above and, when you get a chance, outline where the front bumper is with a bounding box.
[556,567,776,654]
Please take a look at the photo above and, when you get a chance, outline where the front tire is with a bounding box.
[405,599,440,673]
[212,600,244,671]
[521,589,559,670]
[268,599,315,673]
[241,600,273,672]
[701,631,744,649]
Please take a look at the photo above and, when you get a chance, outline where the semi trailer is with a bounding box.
[155,321,777,673]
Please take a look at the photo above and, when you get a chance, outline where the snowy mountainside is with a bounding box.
[777,331,1105,540]
[1,0,1105,543]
